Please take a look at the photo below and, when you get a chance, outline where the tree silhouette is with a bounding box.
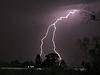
[35,54,42,68]
[79,37,100,71]
[42,53,60,68]
[59,59,67,70]
[10,60,20,67]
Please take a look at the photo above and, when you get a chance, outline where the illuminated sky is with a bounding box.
[0,0,100,65]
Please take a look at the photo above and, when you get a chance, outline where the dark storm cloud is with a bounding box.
[0,0,100,65]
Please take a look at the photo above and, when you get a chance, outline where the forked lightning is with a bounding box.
[40,9,80,61]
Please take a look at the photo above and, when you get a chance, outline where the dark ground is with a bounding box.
[0,69,99,75]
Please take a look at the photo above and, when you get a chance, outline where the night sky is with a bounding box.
[0,0,100,65]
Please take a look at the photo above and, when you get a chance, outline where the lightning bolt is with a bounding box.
[40,9,80,61]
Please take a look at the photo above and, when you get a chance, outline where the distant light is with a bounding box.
[74,67,87,71]
[28,66,34,68]
[37,68,42,70]
[0,67,27,70]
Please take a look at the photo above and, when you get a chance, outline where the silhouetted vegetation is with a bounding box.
[42,53,59,68]
[0,37,100,74]
[79,37,100,71]
[34,53,67,70]
[35,54,42,68]
[0,60,34,68]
